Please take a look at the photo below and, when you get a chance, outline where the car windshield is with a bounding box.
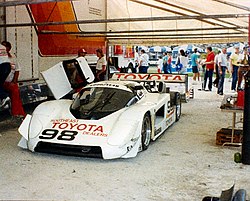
[70,87,135,120]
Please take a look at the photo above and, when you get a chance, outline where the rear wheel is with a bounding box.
[141,113,151,150]
[175,93,181,121]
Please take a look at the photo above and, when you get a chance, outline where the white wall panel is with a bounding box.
[6,5,39,81]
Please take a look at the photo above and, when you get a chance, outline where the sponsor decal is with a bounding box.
[41,119,109,141]
[113,73,185,83]
[166,117,173,127]
[51,122,104,133]
[166,109,174,118]
[51,119,79,123]
[89,83,120,88]
[155,127,162,135]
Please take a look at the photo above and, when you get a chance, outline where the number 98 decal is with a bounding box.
[39,129,78,141]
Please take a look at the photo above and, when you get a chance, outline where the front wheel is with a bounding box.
[141,113,152,151]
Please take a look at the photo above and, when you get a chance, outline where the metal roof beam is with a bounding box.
[129,0,222,27]
[74,32,246,38]
[107,32,246,38]
[39,26,248,35]
[0,0,75,7]
[0,13,248,27]
[40,31,246,38]
[212,0,250,12]
[107,35,247,40]
[136,0,246,33]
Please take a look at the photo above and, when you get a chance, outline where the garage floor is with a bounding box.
[0,78,249,201]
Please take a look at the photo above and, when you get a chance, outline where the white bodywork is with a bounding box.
[41,57,95,99]
[18,79,180,159]
[112,73,193,102]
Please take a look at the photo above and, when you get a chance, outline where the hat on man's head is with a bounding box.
[78,48,87,54]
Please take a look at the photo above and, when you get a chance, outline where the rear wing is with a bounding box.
[111,73,187,83]
[111,73,193,102]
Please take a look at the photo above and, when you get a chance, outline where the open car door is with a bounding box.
[41,57,95,99]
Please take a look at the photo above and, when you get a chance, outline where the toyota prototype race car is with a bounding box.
[18,57,181,159]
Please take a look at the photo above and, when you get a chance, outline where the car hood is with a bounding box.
[26,100,140,147]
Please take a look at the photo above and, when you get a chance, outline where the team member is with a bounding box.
[134,47,139,73]
[2,41,26,118]
[237,47,250,90]
[138,49,149,73]
[162,52,168,74]
[0,42,11,106]
[203,47,215,91]
[191,48,199,81]
[157,56,163,73]
[230,46,240,91]
[213,50,221,87]
[176,49,188,74]
[217,48,228,95]
[96,48,107,81]
[70,48,88,92]
[167,52,172,74]
[77,48,87,58]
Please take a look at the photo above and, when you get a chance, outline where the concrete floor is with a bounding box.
[0,79,249,201]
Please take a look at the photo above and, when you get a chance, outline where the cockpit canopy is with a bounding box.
[70,86,136,120]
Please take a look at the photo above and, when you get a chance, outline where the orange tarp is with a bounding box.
[30,2,105,56]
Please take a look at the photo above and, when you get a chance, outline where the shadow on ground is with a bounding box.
[0,102,41,129]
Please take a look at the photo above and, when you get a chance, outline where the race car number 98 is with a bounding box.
[39,129,78,141]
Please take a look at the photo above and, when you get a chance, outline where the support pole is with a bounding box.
[249,14,250,47]
[242,14,250,164]
[242,70,250,164]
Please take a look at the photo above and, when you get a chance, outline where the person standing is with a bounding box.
[69,48,88,92]
[177,49,188,74]
[138,49,149,73]
[77,48,87,58]
[2,41,26,118]
[96,48,107,81]
[157,56,163,73]
[0,42,11,106]
[217,48,228,95]
[162,52,168,74]
[203,47,215,91]
[230,46,240,91]
[167,52,172,74]
[191,48,199,81]
[213,50,221,87]
[237,47,250,90]
[134,47,139,73]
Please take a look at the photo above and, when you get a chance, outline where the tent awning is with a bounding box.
[5,0,250,46]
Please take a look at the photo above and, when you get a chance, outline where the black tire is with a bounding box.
[175,93,181,122]
[141,113,152,151]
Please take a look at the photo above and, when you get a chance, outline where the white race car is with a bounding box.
[18,59,181,159]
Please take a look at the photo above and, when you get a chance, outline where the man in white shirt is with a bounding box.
[2,41,26,118]
[138,49,149,73]
[217,48,228,95]
[96,48,107,81]
[213,51,221,87]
